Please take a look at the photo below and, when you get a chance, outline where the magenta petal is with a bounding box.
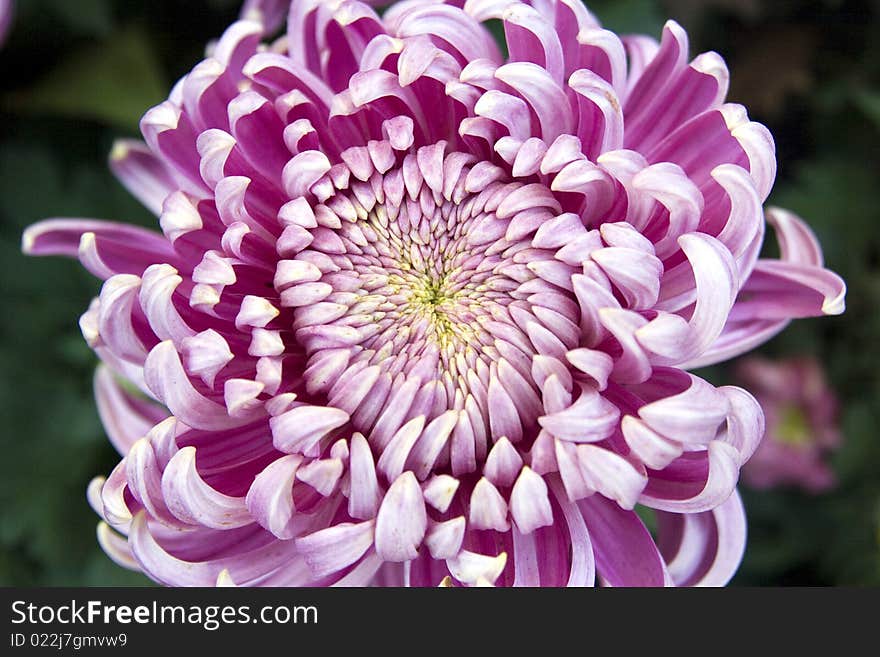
[130,513,313,586]
[22,219,176,278]
[578,494,666,586]
[109,140,178,216]
[730,260,846,320]
[161,447,251,529]
[640,442,740,513]
[144,341,246,431]
[657,489,746,586]
[548,478,595,586]
[94,365,169,455]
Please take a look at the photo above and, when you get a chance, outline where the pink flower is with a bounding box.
[23,1,845,586]
[736,357,842,494]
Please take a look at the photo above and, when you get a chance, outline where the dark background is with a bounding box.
[0,0,877,586]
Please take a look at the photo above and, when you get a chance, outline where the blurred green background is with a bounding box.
[0,0,877,586]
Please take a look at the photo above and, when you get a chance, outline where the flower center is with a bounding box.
[275,144,579,461]
[291,179,525,407]
[776,405,812,446]
[404,274,459,338]
[361,201,493,359]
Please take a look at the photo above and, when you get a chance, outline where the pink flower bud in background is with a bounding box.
[736,357,841,494]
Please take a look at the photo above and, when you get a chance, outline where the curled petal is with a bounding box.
[469,477,510,532]
[510,467,553,534]
[446,550,508,587]
[721,104,776,202]
[101,461,134,529]
[569,68,624,158]
[640,441,740,513]
[161,447,251,529]
[639,234,738,361]
[283,150,333,198]
[125,439,180,527]
[637,372,729,444]
[422,474,460,513]
[129,513,312,586]
[577,445,647,510]
[766,206,823,266]
[731,260,846,320]
[144,341,245,430]
[109,140,177,216]
[97,274,148,362]
[538,387,619,443]
[94,365,168,455]
[590,246,662,310]
[683,209,843,368]
[246,454,303,539]
[598,308,651,384]
[483,436,524,487]
[96,522,141,572]
[22,219,175,277]
[658,489,747,586]
[548,478,595,586]
[297,457,343,496]
[565,348,613,390]
[375,471,427,562]
[180,329,235,388]
[425,517,466,559]
[270,404,350,455]
[621,415,683,471]
[631,163,703,256]
[348,433,382,520]
[296,520,376,579]
[140,264,196,343]
[495,62,573,142]
[718,386,764,465]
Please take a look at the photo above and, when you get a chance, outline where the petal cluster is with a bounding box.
[23,0,845,586]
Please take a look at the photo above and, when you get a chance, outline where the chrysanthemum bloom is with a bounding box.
[736,356,841,494]
[23,0,845,586]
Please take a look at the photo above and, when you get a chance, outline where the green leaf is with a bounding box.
[19,0,114,38]
[769,157,877,277]
[855,90,880,131]
[5,26,167,132]
[45,0,113,37]
[588,0,665,37]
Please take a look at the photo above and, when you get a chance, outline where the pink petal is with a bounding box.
[144,341,244,430]
[296,521,376,579]
[469,477,510,531]
[510,467,553,534]
[94,365,168,455]
[375,471,427,561]
[109,140,177,216]
[245,454,303,539]
[161,447,251,529]
[578,494,666,586]
[657,489,746,586]
[270,403,349,455]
